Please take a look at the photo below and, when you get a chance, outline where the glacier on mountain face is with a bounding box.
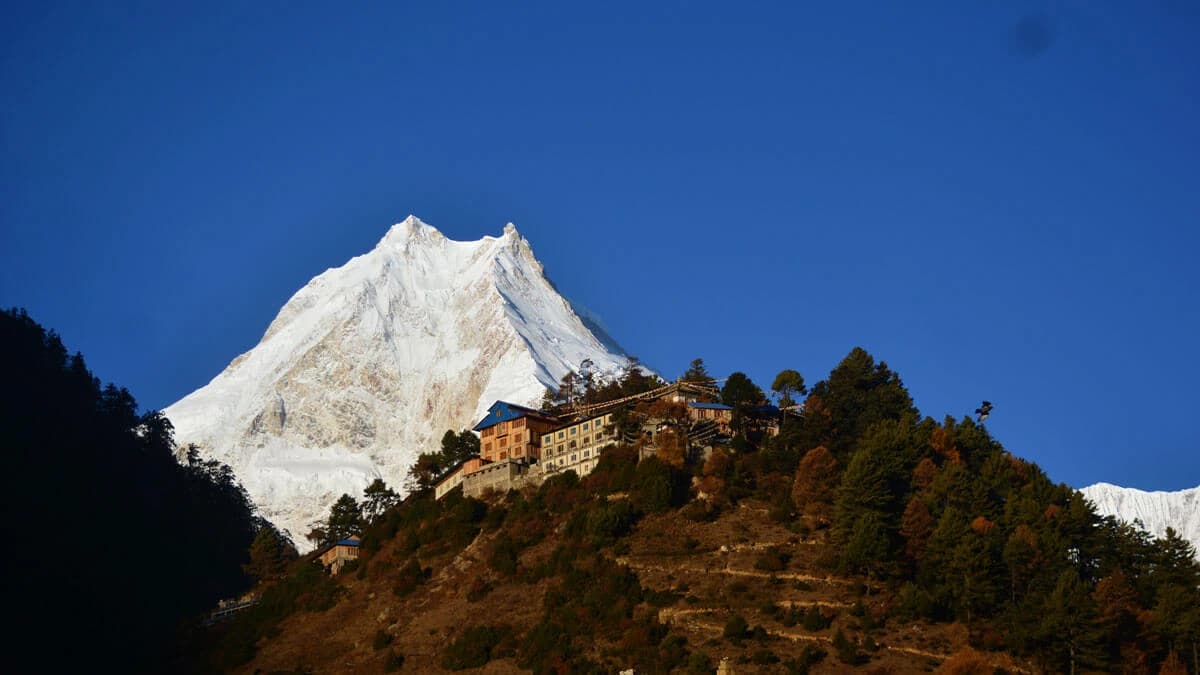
[164,216,634,550]
[1080,482,1200,558]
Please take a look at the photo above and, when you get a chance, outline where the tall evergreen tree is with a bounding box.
[361,478,400,523]
[681,358,717,391]
[441,429,481,466]
[324,494,363,546]
[806,347,917,459]
[721,371,766,435]
[1037,569,1107,675]
[244,520,299,582]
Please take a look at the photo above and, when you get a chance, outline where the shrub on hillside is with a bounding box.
[783,643,827,674]
[210,560,341,668]
[686,651,713,674]
[631,456,688,513]
[936,646,992,674]
[382,650,404,672]
[393,558,429,597]
[833,629,865,665]
[585,499,636,543]
[489,532,520,576]
[465,577,493,602]
[681,499,720,522]
[538,470,582,513]
[802,605,832,631]
[583,445,639,493]
[372,629,393,651]
[754,546,791,572]
[440,624,512,670]
[751,648,780,664]
[724,614,749,641]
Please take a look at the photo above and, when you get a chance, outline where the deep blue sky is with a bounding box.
[3,2,1197,490]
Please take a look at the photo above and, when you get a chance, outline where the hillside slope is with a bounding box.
[227,493,995,674]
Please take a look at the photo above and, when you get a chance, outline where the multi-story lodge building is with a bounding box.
[475,401,560,464]
[435,384,778,499]
[539,411,619,479]
[439,401,562,498]
[438,402,623,498]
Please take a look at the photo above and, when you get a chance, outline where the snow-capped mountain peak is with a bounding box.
[165,217,634,549]
[1080,482,1200,557]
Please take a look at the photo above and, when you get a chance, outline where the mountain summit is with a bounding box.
[165,216,633,547]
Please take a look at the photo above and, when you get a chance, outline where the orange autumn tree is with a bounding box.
[791,445,839,527]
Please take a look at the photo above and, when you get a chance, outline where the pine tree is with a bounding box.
[244,521,299,582]
[721,371,766,435]
[771,369,807,410]
[841,512,889,589]
[947,518,1001,624]
[1038,569,1107,675]
[407,452,443,491]
[440,429,480,466]
[362,478,400,523]
[325,494,363,546]
[806,347,916,460]
[681,358,717,391]
[831,419,912,554]
[1154,582,1200,674]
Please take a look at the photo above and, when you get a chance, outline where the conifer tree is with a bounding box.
[721,371,766,435]
[325,494,363,546]
[831,419,912,555]
[1037,569,1106,675]
[806,347,916,459]
[407,451,443,491]
[440,429,480,466]
[244,521,299,582]
[947,518,1002,624]
[841,512,889,589]
[362,478,400,523]
[771,369,806,410]
[681,358,717,390]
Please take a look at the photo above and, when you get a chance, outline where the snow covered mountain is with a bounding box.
[165,216,634,549]
[1080,482,1200,556]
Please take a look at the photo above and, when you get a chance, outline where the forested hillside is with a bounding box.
[195,348,1200,674]
[0,309,261,672]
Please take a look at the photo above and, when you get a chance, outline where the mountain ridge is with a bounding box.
[1080,481,1200,556]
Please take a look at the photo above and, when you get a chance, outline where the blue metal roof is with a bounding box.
[335,538,360,547]
[747,405,781,415]
[472,400,556,431]
[688,402,732,410]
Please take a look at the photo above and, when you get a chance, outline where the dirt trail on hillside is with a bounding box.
[615,555,845,585]
[657,609,949,662]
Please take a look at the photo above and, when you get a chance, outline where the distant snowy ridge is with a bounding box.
[1080,482,1200,556]
[165,216,634,550]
